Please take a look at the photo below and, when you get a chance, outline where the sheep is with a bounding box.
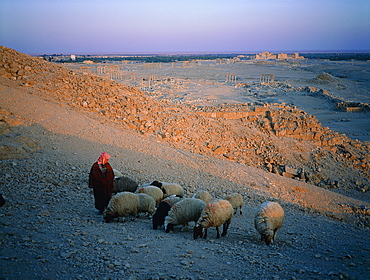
[152,195,183,229]
[254,201,285,245]
[113,169,124,178]
[164,198,206,233]
[113,176,139,193]
[103,192,139,223]
[192,190,212,203]
[149,180,185,198]
[225,193,243,215]
[103,192,157,223]
[136,193,156,217]
[193,199,233,239]
[137,185,164,206]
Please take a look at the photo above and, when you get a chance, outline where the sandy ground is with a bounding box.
[1,71,370,279]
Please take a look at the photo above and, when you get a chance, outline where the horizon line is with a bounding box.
[28,50,370,56]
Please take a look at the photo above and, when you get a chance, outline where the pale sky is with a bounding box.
[0,0,369,54]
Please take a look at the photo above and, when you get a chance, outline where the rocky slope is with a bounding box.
[1,46,369,198]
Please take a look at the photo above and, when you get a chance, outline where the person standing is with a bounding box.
[88,152,114,214]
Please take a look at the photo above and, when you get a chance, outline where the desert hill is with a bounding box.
[0,46,370,279]
[1,46,369,200]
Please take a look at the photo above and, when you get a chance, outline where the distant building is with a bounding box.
[70,55,76,60]
[293,53,305,59]
[277,53,289,60]
[256,51,304,60]
[255,51,277,60]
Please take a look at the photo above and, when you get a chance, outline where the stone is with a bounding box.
[285,166,298,176]
[213,146,228,155]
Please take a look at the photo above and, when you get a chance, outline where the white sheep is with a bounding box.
[192,190,212,203]
[193,199,233,239]
[225,193,243,215]
[137,185,164,206]
[148,180,185,198]
[103,192,139,223]
[162,194,184,206]
[104,192,157,223]
[113,176,139,193]
[152,195,183,229]
[113,169,124,178]
[136,193,156,216]
[254,201,285,245]
[164,198,206,233]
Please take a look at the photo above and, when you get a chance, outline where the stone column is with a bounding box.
[226,74,236,83]
[260,74,275,84]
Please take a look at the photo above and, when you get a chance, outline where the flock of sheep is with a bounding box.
[104,171,285,245]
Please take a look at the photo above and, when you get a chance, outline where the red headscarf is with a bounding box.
[97,152,111,165]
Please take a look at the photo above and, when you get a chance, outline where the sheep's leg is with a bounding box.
[215,226,220,238]
[221,219,231,237]
[239,207,243,215]
[204,228,208,239]
[273,228,278,240]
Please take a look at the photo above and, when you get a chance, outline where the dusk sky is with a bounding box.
[1,0,369,54]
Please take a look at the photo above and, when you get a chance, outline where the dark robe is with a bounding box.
[88,162,114,212]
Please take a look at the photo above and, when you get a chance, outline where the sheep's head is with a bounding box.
[193,225,204,240]
[103,214,113,223]
[262,234,273,245]
[151,181,162,188]
[103,210,117,223]
[152,211,164,229]
[152,202,171,229]
[152,219,159,229]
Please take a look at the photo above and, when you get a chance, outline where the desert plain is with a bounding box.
[0,46,369,279]
[68,56,370,142]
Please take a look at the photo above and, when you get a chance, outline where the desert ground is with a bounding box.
[0,47,369,280]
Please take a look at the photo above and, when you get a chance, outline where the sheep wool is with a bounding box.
[113,169,124,178]
[113,176,139,193]
[194,199,233,239]
[150,181,185,198]
[103,192,139,223]
[136,193,156,216]
[164,198,206,233]
[192,190,212,203]
[162,195,183,206]
[254,201,285,245]
[137,185,164,206]
[152,195,183,229]
[225,193,243,215]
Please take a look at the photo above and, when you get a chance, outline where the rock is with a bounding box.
[61,250,77,259]
[285,166,298,176]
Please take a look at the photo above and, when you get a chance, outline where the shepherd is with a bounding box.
[88,152,114,214]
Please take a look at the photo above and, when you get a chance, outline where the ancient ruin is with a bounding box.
[260,74,275,84]
[255,51,305,60]
[0,46,368,193]
[225,73,236,83]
